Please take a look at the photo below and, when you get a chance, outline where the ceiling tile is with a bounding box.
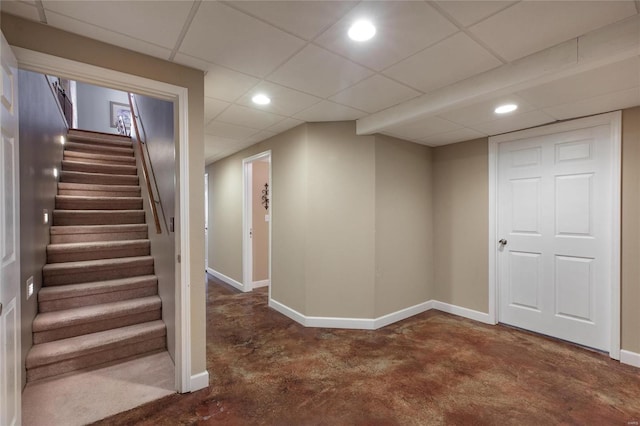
[200,64,260,102]
[172,53,213,72]
[438,94,536,126]
[205,134,239,151]
[227,1,357,41]
[543,87,640,121]
[314,1,458,71]
[1,1,41,22]
[384,32,501,93]
[179,1,305,77]
[469,110,556,136]
[268,44,373,97]
[293,100,365,122]
[236,82,322,117]
[468,1,637,61]
[420,128,487,146]
[45,11,173,60]
[434,1,517,28]
[329,74,420,113]
[205,120,259,140]
[205,97,230,123]
[43,0,194,49]
[245,130,278,144]
[517,57,640,108]
[384,117,462,142]
[267,118,305,134]
[217,105,286,130]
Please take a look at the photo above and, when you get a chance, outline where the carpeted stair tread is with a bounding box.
[60,170,138,186]
[69,128,133,142]
[62,160,138,176]
[43,256,154,286]
[64,150,136,165]
[66,132,133,148]
[39,275,158,302]
[57,182,141,198]
[53,210,146,226]
[25,320,166,369]
[55,195,143,210]
[50,224,148,243]
[47,239,151,263]
[43,255,154,275]
[64,141,134,157]
[33,296,161,332]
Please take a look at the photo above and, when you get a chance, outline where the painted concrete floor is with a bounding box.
[23,351,175,426]
[96,276,640,425]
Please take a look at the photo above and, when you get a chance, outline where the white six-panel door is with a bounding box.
[496,117,617,352]
[0,32,21,426]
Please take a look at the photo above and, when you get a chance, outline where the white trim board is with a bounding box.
[207,268,245,292]
[620,350,640,368]
[253,279,270,288]
[12,46,198,393]
[190,371,210,391]
[432,301,493,325]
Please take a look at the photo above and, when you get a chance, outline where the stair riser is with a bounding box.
[64,151,136,166]
[39,285,158,313]
[58,188,142,197]
[67,135,133,149]
[53,211,145,226]
[44,264,155,286]
[62,161,138,176]
[26,337,166,382]
[64,142,134,157]
[50,230,147,243]
[68,129,132,143]
[33,310,161,344]
[55,197,143,210]
[60,171,138,186]
[47,244,150,264]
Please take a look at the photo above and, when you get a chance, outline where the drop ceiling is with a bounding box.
[2,1,639,163]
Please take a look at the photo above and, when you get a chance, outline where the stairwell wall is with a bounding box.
[2,13,207,380]
[17,69,67,387]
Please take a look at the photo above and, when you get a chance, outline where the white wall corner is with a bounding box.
[373,300,434,329]
[190,370,210,392]
[620,350,640,368]
[206,268,244,292]
[432,301,493,325]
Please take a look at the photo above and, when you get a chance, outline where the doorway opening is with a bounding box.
[243,151,272,293]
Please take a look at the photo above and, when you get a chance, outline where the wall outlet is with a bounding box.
[26,276,34,299]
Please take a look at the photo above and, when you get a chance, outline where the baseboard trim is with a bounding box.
[269,298,306,326]
[432,301,493,325]
[373,300,434,329]
[190,370,209,392]
[620,349,640,368]
[253,279,270,288]
[207,268,244,292]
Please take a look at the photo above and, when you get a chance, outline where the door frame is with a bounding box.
[205,172,209,271]
[488,111,622,359]
[12,47,198,391]
[242,150,272,293]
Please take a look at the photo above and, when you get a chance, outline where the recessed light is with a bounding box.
[59,135,65,145]
[495,104,518,114]
[252,94,271,105]
[348,20,376,42]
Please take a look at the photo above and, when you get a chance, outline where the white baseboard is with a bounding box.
[207,268,244,292]
[373,300,434,329]
[620,349,640,368]
[306,316,375,330]
[432,301,493,325]
[190,370,209,392]
[253,279,270,288]
[269,298,306,326]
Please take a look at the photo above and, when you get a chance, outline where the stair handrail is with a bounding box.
[128,94,163,234]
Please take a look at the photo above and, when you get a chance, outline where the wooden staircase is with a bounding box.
[25,129,166,382]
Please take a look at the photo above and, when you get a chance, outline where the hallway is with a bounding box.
[98,275,640,425]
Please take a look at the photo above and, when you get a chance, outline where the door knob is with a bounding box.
[498,239,508,246]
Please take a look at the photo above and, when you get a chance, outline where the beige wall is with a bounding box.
[1,14,207,376]
[432,138,489,313]
[252,161,269,282]
[621,106,640,353]
[374,134,433,317]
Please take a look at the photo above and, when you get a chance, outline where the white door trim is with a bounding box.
[488,111,622,359]
[11,47,196,390]
[242,150,271,293]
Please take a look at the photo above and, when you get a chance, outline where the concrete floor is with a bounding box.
[22,351,175,426]
[97,275,640,425]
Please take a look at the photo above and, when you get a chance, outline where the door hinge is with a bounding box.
[170,217,175,233]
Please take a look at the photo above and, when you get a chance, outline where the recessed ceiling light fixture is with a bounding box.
[348,20,376,42]
[495,104,518,114]
[252,94,271,105]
